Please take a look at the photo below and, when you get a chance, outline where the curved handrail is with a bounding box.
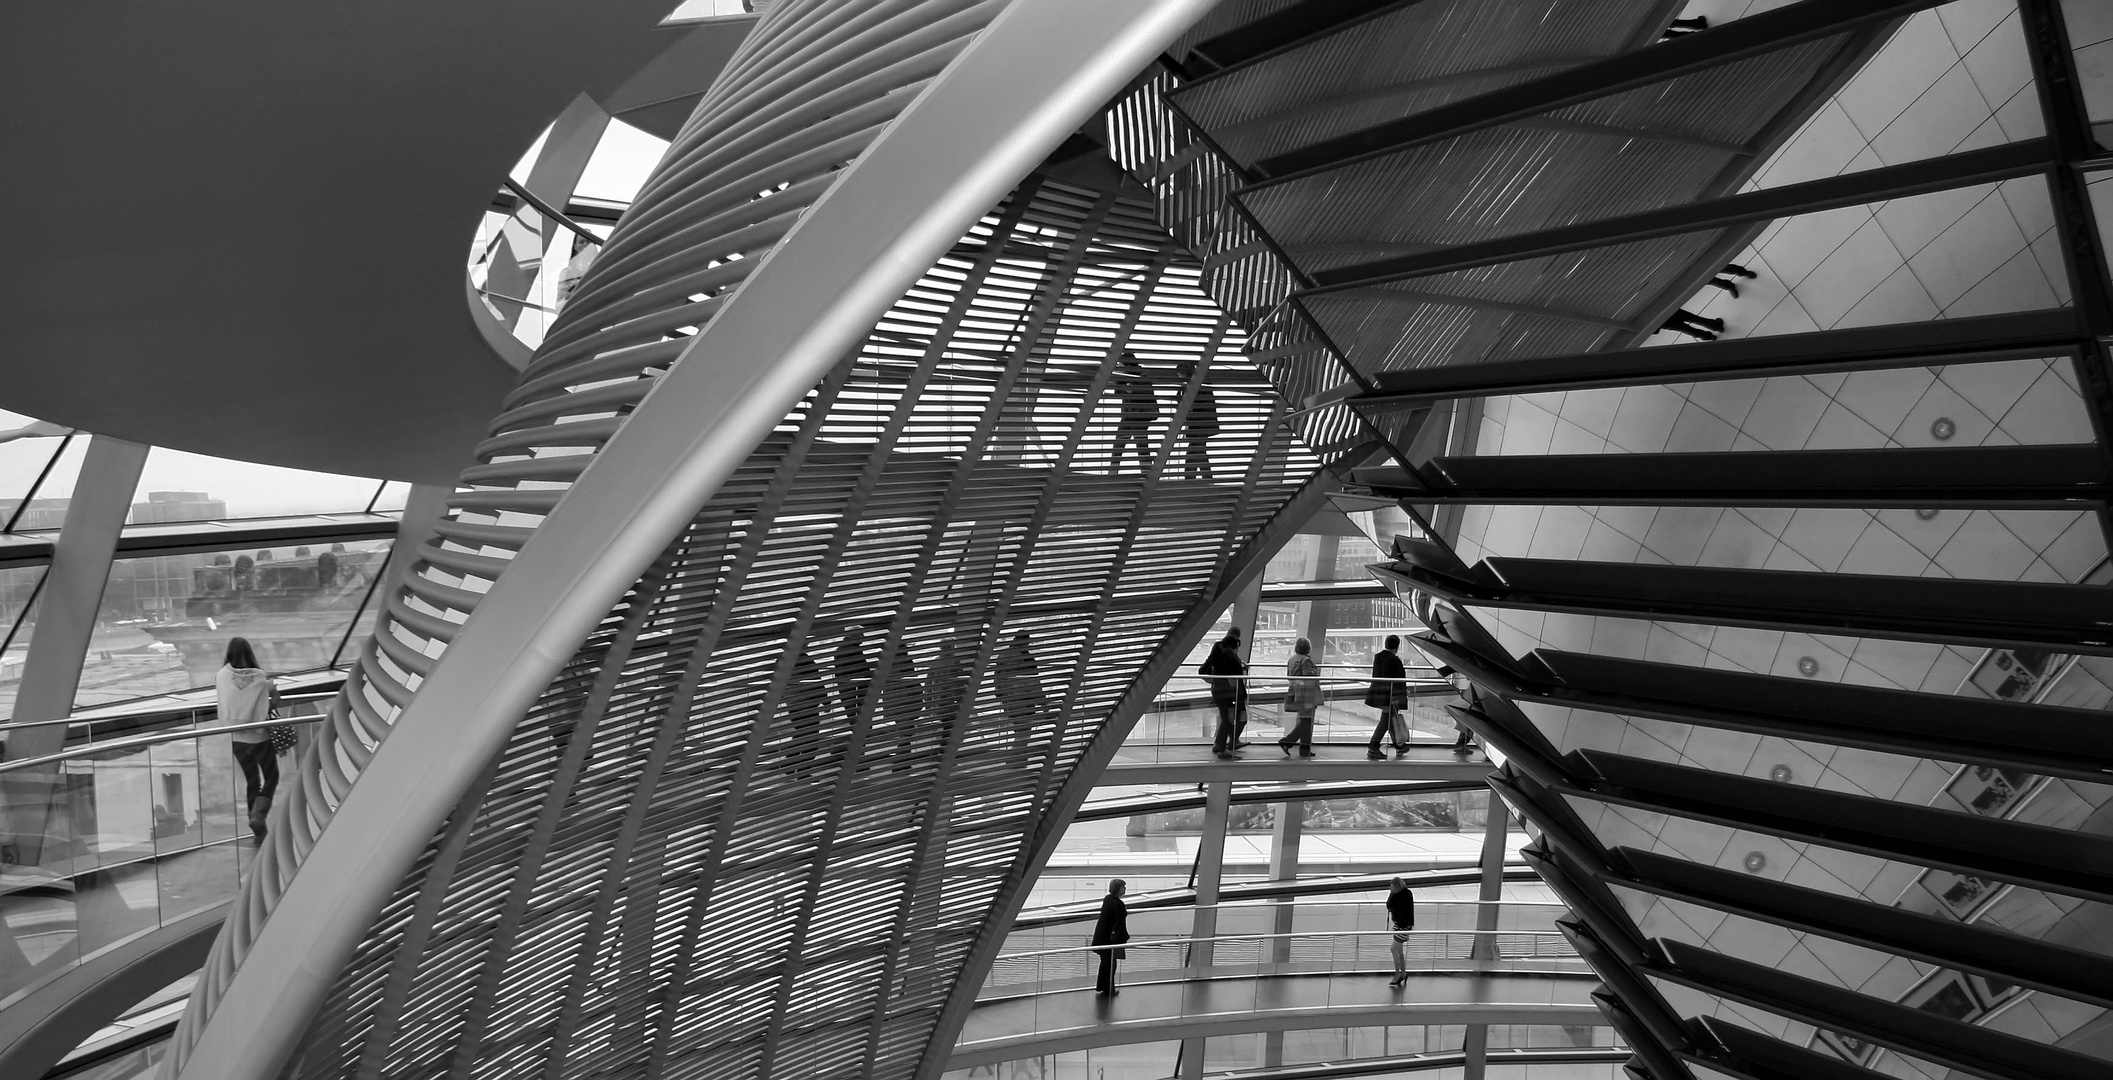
[0,716,327,777]
[497,179,604,245]
[0,686,342,735]
[990,927,1576,967]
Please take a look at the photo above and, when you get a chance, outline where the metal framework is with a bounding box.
[159,3,1336,1078]
[1106,0,2113,1078]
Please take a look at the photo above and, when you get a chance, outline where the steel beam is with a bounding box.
[1247,0,1943,179]
[1693,1018,1920,1080]
[1650,939,2109,1080]
[1353,308,2085,403]
[1509,647,2113,785]
[1306,139,2052,291]
[1356,444,2110,508]
[1575,750,2113,905]
[1610,846,2113,1010]
[1381,556,2113,655]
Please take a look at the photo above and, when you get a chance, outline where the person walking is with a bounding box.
[1176,358,1219,480]
[1386,876,1416,987]
[1092,878,1130,995]
[1278,637,1320,757]
[834,625,875,722]
[1366,635,1410,759]
[995,631,1047,752]
[1111,351,1159,474]
[216,637,278,843]
[1200,627,1250,758]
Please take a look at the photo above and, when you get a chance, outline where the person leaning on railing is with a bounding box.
[1365,634,1411,759]
[215,636,280,844]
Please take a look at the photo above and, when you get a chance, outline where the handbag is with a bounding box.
[267,715,299,756]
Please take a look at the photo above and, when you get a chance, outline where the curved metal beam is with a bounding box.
[0,905,223,1080]
[168,3,1224,1078]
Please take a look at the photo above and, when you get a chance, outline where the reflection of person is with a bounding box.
[217,637,279,844]
[995,631,1046,751]
[834,626,874,721]
[1279,637,1320,757]
[1200,627,1249,758]
[1366,635,1410,760]
[1176,359,1219,480]
[1092,878,1130,995]
[1112,351,1159,473]
[1387,876,1416,987]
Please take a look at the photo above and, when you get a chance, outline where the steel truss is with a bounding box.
[1109,0,2113,1078]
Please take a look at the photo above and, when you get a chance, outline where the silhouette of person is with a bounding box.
[995,631,1048,752]
[1201,627,1250,758]
[1177,359,1219,480]
[1111,351,1159,474]
[1092,878,1130,995]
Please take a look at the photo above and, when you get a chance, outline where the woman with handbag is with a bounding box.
[216,636,279,843]
[1278,637,1321,757]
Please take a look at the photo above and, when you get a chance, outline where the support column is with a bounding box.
[2,436,148,867]
[1296,534,1336,742]
[1187,781,1232,967]
[1471,791,1510,961]
[1263,789,1303,1069]
[9,436,149,749]
[1462,1022,1489,1080]
[1179,781,1232,1080]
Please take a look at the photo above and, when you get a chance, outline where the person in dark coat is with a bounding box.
[1091,878,1130,995]
[1199,627,1250,758]
[834,625,875,722]
[1387,876,1416,987]
[1176,358,1219,480]
[1365,634,1410,759]
[1112,351,1159,474]
[995,631,1047,752]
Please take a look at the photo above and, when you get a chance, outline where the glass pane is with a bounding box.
[131,447,388,523]
[0,416,73,521]
[72,859,159,955]
[0,565,46,720]
[78,538,391,708]
[6,434,88,531]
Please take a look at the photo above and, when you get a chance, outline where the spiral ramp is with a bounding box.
[159,2,1333,1078]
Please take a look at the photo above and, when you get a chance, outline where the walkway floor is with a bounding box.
[1103,744,1494,783]
[952,969,1601,1067]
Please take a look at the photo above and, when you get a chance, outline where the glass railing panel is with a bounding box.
[156,842,237,926]
[1127,676,1463,749]
[73,858,161,957]
[145,737,204,856]
[0,715,322,1007]
[0,867,83,1004]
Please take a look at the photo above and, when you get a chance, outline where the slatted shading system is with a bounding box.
[166,1,1321,1078]
[1111,0,2113,1079]
[278,176,1318,1080]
